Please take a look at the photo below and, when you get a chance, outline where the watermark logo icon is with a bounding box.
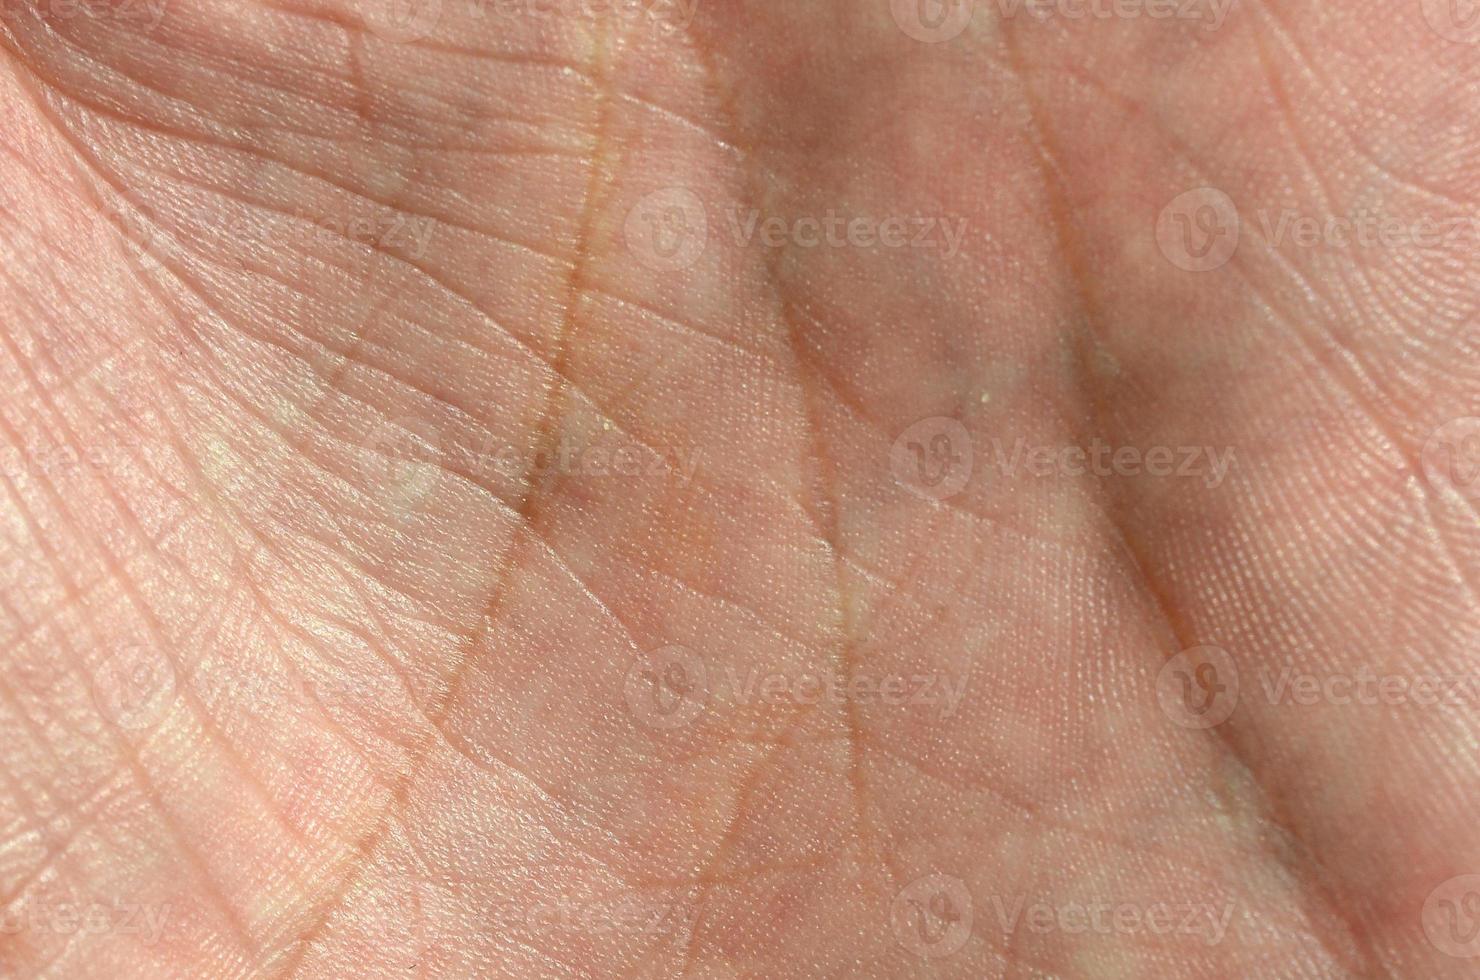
[890,0,976,42]
[1423,874,1480,958]
[359,416,445,512]
[92,644,177,731]
[362,0,444,42]
[1156,187,1240,272]
[891,417,974,500]
[891,873,973,959]
[1421,417,1480,501]
[623,646,708,731]
[105,191,170,274]
[1423,0,1480,42]
[1156,645,1239,729]
[27,0,173,32]
[624,188,709,272]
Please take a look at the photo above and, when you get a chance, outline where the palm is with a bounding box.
[0,0,1477,977]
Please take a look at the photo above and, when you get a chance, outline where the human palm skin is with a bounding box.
[0,0,1478,976]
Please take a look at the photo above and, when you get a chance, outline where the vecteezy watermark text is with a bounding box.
[992,0,1234,30]
[1256,208,1480,251]
[889,0,1234,42]
[231,211,438,260]
[624,189,971,272]
[886,424,1236,500]
[465,0,697,28]
[724,209,969,258]
[0,0,171,31]
[0,437,143,483]
[888,873,1239,962]
[623,646,968,732]
[989,438,1237,489]
[361,0,698,42]
[1157,186,1480,272]
[103,192,440,273]
[0,895,172,946]
[504,891,700,941]
[453,436,703,487]
[1259,667,1480,708]
[358,417,703,519]
[987,894,1236,947]
[1156,644,1480,733]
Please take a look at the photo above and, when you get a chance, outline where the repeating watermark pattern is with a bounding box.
[1422,417,1480,502]
[362,0,697,42]
[0,893,172,946]
[1424,874,1480,958]
[91,644,178,731]
[623,646,969,732]
[1156,645,1240,729]
[1156,187,1241,273]
[988,438,1237,489]
[624,189,971,272]
[3,0,171,31]
[987,894,1236,946]
[0,437,144,484]
[1422,0,1480,43]
[890,417,975,501]
[891,874,974,959]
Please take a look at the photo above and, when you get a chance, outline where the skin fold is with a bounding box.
[0,0,1476,976]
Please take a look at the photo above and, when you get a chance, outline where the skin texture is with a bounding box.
[0,0,1477,976]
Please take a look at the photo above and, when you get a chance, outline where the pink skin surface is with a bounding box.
[0,0,1477,976]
